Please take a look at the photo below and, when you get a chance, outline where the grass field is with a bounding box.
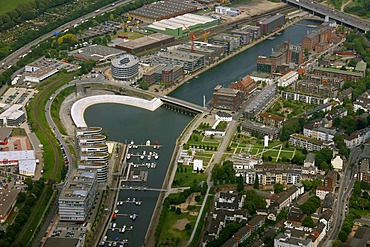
[173,165,207,187]
[158,210,197,245]
[0,0,33,15]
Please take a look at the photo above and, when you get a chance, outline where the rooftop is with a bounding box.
[314,66,364,77]
[147,13,216,31]
[116,33,174,50]
[59,170,96,201]
[0,189,20,220]
[111,54,139,68]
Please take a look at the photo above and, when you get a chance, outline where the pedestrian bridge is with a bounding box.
[159,95,209,114]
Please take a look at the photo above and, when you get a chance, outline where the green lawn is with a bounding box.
[158,209,197,245]
[173,165,208,187]
[50,85,76,135]
[0,0,33,15]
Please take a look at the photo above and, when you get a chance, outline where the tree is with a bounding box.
[274,183,284,194]
[300,196,321,215]
[237,175,244,194]
[304,48,309,58]
[253,174,259,190]
[280,120,301,141]
[244,190,266,215]
[315,148,333,171]
[139,80,149,90]
[302,215,315,227]
[185,223,191,231]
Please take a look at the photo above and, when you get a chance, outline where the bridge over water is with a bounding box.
[283,0,370,32]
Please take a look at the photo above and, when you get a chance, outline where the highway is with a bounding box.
[0,0,134,73]
[322,147,362,247]
[284,0,370,32]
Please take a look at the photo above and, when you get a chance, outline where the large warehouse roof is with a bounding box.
[147,13,215,31]
[129,1,197,21]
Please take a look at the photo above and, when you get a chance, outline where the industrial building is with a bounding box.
[71,44,124,63]
[24,65,58,83]
[154,50,205,73]
[128,1,198,22]
[0,104,26,127]
[213,85,244,111]
[0,150,37,177]
[143,64,184,85]
[257,14,285,34]
[301,23,340,53]
[215,6,240,16]
[111,54,139,81]
[147,13,219,39]
[0,189,20,223]
[59,170,98,222]
[115,33,174,53]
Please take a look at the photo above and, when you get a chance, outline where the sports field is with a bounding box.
[0,0,33,15]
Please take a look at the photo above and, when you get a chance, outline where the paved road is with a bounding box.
[0,0,134,73]
[187,120,238,246]
[322,147,362,247]
[284,0,370,32]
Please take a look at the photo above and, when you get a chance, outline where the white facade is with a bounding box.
[331,156,343,171]
[0,104,26,127]
[303,126,336,142]
[111,54,139,81]
[344,127,370,148]
[0,150,37,177]
[215,112,232,122]
[215,6,231,15]
[193,159,203,171]
[204,129,225,137]
[316,188,331,200]
[277,71,299,87]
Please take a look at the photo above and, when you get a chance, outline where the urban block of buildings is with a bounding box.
[354,90,370,113]
[143,63,184,85]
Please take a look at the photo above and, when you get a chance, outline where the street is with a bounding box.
[322,147,362,247]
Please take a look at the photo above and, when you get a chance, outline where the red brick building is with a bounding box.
[229,74,257,95]
[213,85,245,111]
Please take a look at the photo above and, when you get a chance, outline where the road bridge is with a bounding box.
[111,186,168,192]
[283,0,370,32]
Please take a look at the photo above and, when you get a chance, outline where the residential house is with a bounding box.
[257,113,286,129]
[354,90,370,113]
[274,232,313,247]
[242,120,280,140]
[271,185,304,212]
[343,127,370,148]
[289,133,331,152]
[316,171,337,200]
[285,207,306,228]
[319,209,333,232]
[304,153,316,168]
[303,124,337,142]
[215,192,244,211]
[321,193,335,213]
[247,215,266,233]
[331,156,343,172]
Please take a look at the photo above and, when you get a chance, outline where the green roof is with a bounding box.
[355,61,367,72]
[314,66,363,77]
[250,71,270,79]
[291,133,323,145]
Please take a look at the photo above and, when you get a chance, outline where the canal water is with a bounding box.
[170,19,321,105]
[84,104,193,246]
[84,19,321,246]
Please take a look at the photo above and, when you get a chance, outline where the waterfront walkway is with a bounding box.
[70,95,163,127]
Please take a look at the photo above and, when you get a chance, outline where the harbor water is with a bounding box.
[84,19,322,246]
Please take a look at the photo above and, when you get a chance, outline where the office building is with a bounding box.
[258,14,285,34]
[0,104,26,127]
[59,170,98,222]
[111,54,139,81]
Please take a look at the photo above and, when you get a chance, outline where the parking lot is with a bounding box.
[0,87,38,107]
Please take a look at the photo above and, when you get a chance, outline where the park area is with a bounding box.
[229,134,298,162]
[266,99,316,119]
